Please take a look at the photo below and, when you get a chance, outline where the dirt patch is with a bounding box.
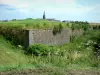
[69,70,100,75]
[0,68,100,75]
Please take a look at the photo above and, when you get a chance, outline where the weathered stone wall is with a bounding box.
[72,29,84,37]
[0,26,84,48]
[27,28,84,46]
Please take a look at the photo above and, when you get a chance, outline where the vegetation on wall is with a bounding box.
[53,23,63,35]
[0,26,25,47]
[70,21,89,31]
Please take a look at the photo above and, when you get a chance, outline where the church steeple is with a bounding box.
[43,11,46,19]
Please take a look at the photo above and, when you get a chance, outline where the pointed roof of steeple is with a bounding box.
[43,11,46,19]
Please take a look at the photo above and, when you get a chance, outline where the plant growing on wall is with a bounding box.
[53,23,63,35]
[58,23,63,33]
[83,21,89,31]
[71,23,75,31]
[70,21,89,30]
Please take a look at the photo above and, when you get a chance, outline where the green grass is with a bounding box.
[0,35,36,71]
[0,30,100,72]
[0,19,69,29]
[0,19,88,30]
[0,35,29,65]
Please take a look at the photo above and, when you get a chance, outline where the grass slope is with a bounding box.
[0,35,27,65]
[0,30,100,72]
[0,35,34,71]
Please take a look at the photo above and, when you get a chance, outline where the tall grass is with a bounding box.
[0,29,100,71]
[27,30,100,69]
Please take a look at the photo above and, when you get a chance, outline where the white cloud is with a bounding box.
[0,0,93,17]
[0,0,77,8]
[0,0,96,12]
[0,0,99,22]
[54,0,76,5]
[0,0,30,8]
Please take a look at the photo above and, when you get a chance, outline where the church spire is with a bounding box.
[43,11,46,19]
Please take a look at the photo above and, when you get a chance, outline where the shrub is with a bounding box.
[27,44,61,56]
[84,30,100,57]
[53,24,63,35]
[27,44,50,56]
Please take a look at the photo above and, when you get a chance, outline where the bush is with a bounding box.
[27,44,50,56]
[0,26,25,46]
[53,24,63,35]
[84,30,100,57]
[27,44,61,56]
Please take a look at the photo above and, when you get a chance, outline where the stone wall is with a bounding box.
[27,28,84,47]
[0,26,84,48]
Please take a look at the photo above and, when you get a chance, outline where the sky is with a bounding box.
[0,0,100,22]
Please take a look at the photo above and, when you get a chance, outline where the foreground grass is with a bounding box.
[0,30,100,72]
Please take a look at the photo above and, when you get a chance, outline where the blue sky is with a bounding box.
[0,0,100,22]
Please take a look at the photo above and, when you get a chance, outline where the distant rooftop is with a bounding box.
[62,20,73,23]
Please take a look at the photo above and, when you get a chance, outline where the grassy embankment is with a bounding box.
[0,19,69,29]
[0,19,89,30]
[0,19,100,73]
[0,30,100,72]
